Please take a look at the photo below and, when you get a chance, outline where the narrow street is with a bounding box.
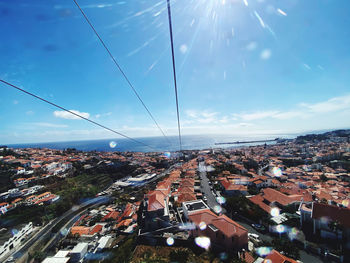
[198,162,325,263]
[198,162,226,214]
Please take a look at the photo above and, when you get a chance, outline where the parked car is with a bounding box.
[248,233,261,245]
[251,223,266,233]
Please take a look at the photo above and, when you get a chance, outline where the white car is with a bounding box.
[248,233,261,244]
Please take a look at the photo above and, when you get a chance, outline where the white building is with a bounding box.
[70,242,88,262]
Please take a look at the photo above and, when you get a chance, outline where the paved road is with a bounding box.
[198,162,226,214]
[9,196,109,262]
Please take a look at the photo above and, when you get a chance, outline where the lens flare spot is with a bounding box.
[180,44,188,54]
[276,224,286,233]
[246,41,257,51]
[195,236,211,250]
[256,247,272,257]
[109,141,117,148]
[272,167,282,177]
[11,229,18,236]
[264,260,272,263]
[216,196,226,205]
[166,237,174,246]
[219,252,228,260]
[270,207,280,217]
[342,200,349,207]
[199,221,207,230]
[213,205,222,214]
[260,49,271,60]
[163,152,171,158]
[277,8,287,16]
[288,227,299,240]
[243,0,248,7]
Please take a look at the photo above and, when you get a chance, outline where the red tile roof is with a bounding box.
[89,224,103,235]
[240,251,255,263]
[102,211,120,221]
[264,250,297,263]
[188,209,247,238]
[178,192,197,203]
[147,193,166,211]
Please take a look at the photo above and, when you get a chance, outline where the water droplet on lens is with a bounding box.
[270,207,280,217]
[199,221,207,230]
[166,236,174,246]
[195,236,211,250]
[109,141,117,148]
[213,205,222,214]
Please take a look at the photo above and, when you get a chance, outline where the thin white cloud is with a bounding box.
[53,110,90,120]
[246,41,257,51]
[95,112,112,119]
[180,44,188,54]
[260,49,272,60]
[185,110,229,124]
[301,94,350,113]
[235,111,279,121]
[33,122,68,128]
[234,94,350,121]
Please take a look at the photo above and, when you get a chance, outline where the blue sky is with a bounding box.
[1,0,350,144]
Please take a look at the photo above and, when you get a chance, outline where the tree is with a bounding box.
[271,238,300,260]
[169,249,189,263]
[319,174,328,182]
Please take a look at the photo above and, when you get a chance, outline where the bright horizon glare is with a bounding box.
[1,0,350,144]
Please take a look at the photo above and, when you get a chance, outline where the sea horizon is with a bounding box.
[5,133,297,153]
[4,128,346,153]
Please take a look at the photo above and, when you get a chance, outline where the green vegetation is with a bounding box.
[319,174,328,182]
[0,163,15,192]
[207,163,241,179]
[271,238,300,260]
[98,234,137,263]
[243,158,259,171]
[169,249,189,263]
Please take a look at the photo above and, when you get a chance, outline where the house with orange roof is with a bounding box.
[102,211,120,222]
[144,189,170,230]
[14,178,28,187]
[36,192,51,201]
[70,224,104,236]
[71,226,90,236]
[177,186,194,194]
[177,192,197,203]
[249,188,311,214]
[26,195,38,205]
[220,179,248,196]
[187,206,248,251]
[263,249,298,263]
[11,198,23,207]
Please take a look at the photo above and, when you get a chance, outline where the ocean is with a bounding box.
[7,134,296,153]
